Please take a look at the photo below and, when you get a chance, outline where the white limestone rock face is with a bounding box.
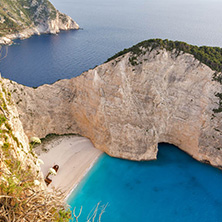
[0,79,45,189]
[5,49,222,168]
[0,0,79,45]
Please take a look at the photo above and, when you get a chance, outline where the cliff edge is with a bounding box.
[0,0,79,44]
[4,39,222,169]
[0,79,71,221]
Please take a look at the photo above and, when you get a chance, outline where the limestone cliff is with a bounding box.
[0,0,79,44]
[4,41,222,169]
[0,79,42,181]
[0,79,70,221]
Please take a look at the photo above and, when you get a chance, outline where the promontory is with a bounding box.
[0,0,79,44]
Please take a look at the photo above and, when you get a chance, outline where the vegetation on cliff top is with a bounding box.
[107,39,222,114]
[0,0,57,36]
[107,39,222,73]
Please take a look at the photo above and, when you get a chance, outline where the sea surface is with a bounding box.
[68,144,222,222]
[1,1,222,221]
[1,0,222,86]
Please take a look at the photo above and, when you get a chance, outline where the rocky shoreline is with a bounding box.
[0,0,79,45]
[0,14,79,45]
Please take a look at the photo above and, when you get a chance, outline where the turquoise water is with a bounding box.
[68,144,222,222]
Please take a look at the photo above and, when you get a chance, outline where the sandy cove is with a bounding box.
[35,135,102,198]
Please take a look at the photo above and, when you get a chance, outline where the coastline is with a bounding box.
[0,24,79,45]
[35,135,102,199]
[65,152,102,201]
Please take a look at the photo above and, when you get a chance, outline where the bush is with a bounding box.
[106,39,222,73]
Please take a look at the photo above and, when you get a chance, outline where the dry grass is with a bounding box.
[0,188,70,222]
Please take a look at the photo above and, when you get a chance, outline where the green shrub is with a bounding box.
[106,39,222,73]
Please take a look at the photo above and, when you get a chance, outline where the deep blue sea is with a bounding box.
[1,0,222,86]
[68,144,222,222]
[1,0,222,221]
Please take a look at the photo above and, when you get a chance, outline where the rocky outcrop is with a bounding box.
[4,47,222,168]
[0,0,79,45]
[0,78,71,221]
[0,79,45,189]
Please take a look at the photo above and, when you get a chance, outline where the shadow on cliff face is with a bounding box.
[157,143,194,166]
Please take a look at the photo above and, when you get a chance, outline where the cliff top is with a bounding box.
[107,39,222,73]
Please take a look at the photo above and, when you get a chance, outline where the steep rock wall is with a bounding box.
[0,78,72,222]
[0,0,79,44]
[0,79,45,189]
[4,48,222,168]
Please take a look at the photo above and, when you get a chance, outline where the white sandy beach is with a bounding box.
[36,135,102,198]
